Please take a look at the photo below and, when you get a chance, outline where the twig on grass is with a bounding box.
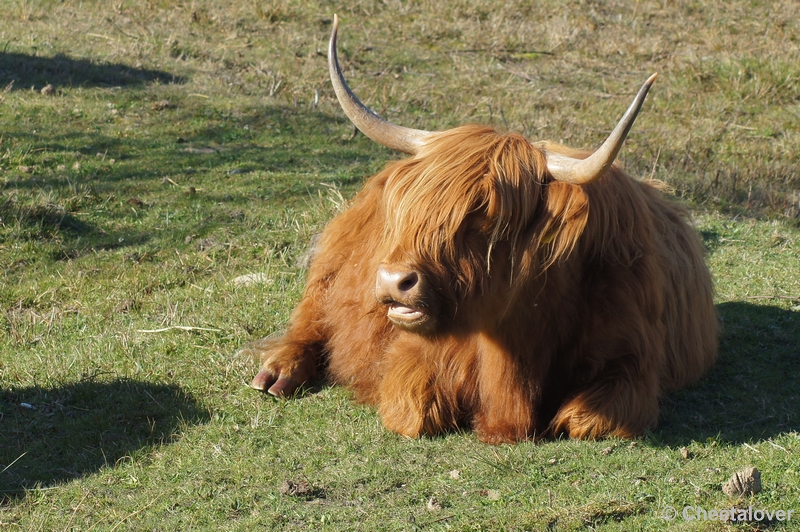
[768,441,789,454]
[136,326,222,333]
[110,22,140,41]
[496,62,537,83]
[728,415,775,431]
[1,452,26,475]
[746,295,799,301]
[424,514,455,526]
[86,33,114,41]
[742,442,760,454]
[106,494,164,532]
[63,489,92,532]
[450,48,554,55]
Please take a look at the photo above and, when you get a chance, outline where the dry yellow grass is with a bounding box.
[4,0,798,215]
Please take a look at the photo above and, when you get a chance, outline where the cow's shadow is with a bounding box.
[0,378,209,498]
[653,301,800,446]
[0,51,182,90]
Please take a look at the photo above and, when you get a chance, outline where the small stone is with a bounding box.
[601,446,613,456]
[486,489,500,501]
[295,233,322,268]
[426,497,441,511]
[680,447,690,459]
[449,470,460,479]
[722,467,761,497]
[41,83,55,95]
[182,146,217,154]
[232,273,271,286]
[196,238,218,251]
[116,299,137,313]
[279,479,311,497]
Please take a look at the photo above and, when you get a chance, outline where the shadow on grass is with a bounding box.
[0,105,382,258]
[0,51,183,90]
[0,377,210,498]
[699,228,722,255]
[0,195,155,261]
[654,301,800,446]
[3,105,381,190]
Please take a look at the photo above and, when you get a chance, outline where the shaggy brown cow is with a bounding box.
[247,16,717,443]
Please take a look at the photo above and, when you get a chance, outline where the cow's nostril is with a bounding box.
[376,265,425,305]
[398,272,418,293]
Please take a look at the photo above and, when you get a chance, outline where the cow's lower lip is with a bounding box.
[387,304,426,324]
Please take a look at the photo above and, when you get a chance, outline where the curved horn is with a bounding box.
[328,14,432,154]
[545,73,658,185]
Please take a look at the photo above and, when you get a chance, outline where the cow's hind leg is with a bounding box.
[549,359,659,440]
[245,296,327,398]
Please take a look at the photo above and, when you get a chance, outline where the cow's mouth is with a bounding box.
[386,303,434,332]
[387,303,425,322]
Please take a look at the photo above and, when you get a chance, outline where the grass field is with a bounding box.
[1,0,799,530]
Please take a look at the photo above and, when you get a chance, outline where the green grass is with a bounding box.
[1,0,799,530]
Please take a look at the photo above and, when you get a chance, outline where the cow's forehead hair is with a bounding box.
[379,124,547,265]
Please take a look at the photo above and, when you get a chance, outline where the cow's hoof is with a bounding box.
[251,369,276,391]
[475,428,524,445]
[267,376,301,397]
[251,370,300,398]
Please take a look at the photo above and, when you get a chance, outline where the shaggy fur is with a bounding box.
[246,124,717,443]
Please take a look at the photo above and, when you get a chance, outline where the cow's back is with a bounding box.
[642,183,717,391]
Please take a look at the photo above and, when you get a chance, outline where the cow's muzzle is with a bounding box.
[375,264,436,333]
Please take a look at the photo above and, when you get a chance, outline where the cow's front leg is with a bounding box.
[245,295,327,398]
[377,356,434,438]
[473,400,534,444]
[470,337,536,444]
[472,375,535,444]
[548,360,659,439]
[376,334,464,438]
[247,337,322,397]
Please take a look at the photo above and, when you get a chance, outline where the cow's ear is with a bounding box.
[538,182,590,266]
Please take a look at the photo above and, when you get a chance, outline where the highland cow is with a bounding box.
[246,16,717,443]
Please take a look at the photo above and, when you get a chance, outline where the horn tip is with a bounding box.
[329,15,340,56]
[646,72,658,86]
